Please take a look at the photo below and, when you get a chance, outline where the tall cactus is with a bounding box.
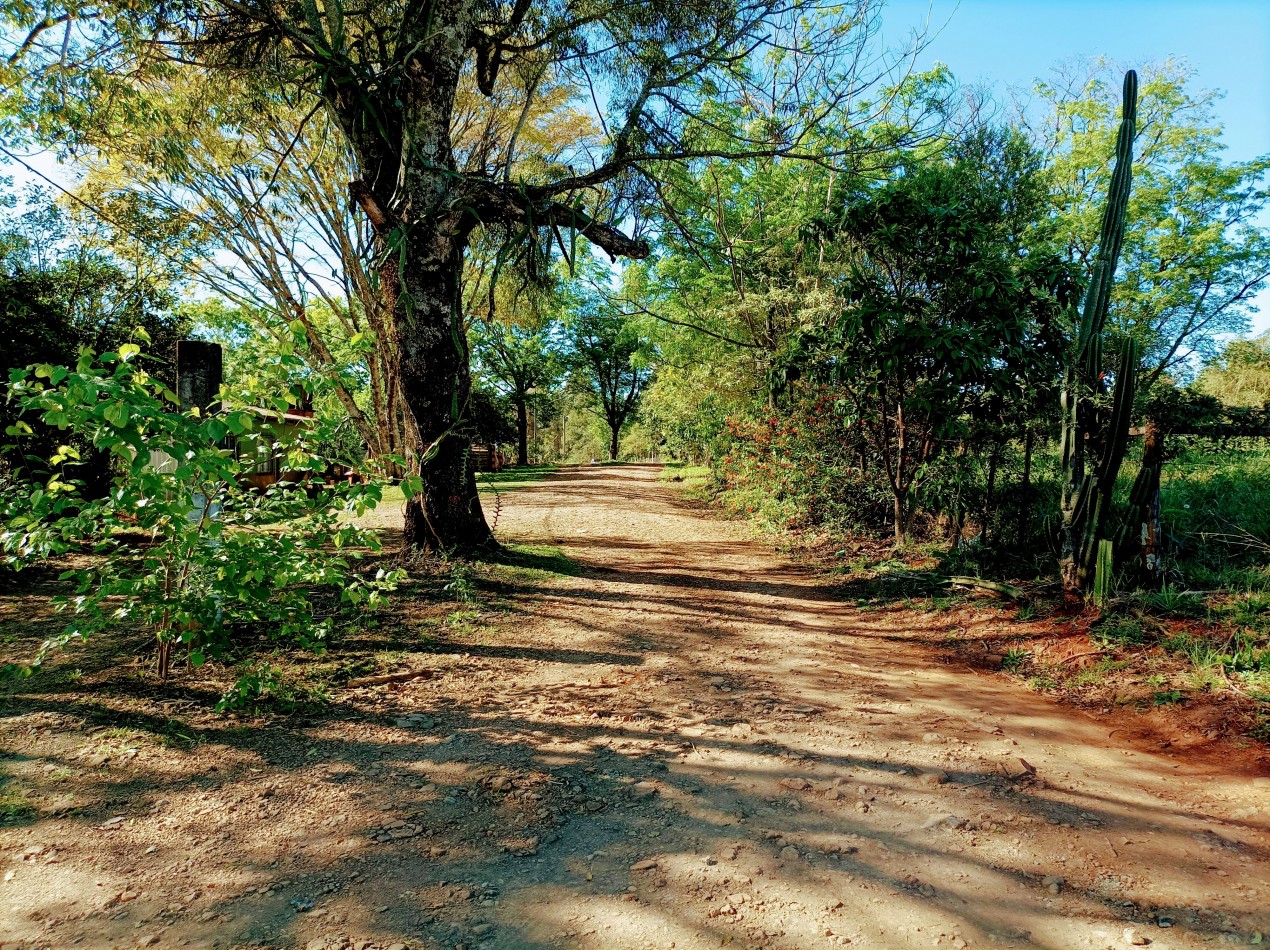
[1059,70,1139,596]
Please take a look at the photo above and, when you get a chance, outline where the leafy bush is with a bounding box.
[714,389,893,534]
[1,346,406,702]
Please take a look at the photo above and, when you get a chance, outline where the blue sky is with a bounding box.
[883,0,1269,158]
[881,0,1270,331]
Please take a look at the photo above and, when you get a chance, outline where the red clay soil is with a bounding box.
[1,463,1268,950]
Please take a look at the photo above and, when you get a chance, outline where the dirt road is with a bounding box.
[2,463,1268,949]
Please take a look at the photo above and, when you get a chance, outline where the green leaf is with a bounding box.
[104,403,130,428]
[206,418,229,443]
[400,475,422,500]
[118,343,141,362]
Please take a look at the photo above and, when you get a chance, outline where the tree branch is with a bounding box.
[349,179,398,234]
[463,182,649,260]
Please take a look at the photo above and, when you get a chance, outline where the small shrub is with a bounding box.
[1,347,405,707]
[1002,648,1030,672]
[1145,585,1206,618]
[1251,715,1270,743]
[443,560,479,603]
[216,663,287,712]
[216,663,328,713]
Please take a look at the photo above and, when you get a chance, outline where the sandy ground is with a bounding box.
[1,463,1268,950]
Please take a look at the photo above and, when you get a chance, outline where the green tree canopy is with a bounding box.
[1196,334,1270,409]
[1,0,926,551]
[1028,58,1270,386]
[567,302,652,461]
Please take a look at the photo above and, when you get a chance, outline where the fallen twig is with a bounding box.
[961,777,998,789]
[948,576,1025,600]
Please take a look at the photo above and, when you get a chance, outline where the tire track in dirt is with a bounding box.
[484,463,1270,949]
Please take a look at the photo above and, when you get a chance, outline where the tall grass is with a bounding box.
[1156,443,1270,590]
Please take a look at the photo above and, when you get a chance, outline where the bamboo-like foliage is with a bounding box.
[1093,539,1115,608]
[1060,70,1139,596]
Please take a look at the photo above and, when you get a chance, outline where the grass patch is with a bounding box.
[1093,617,1147,647]
[492,543,582,579]
[1071,657,1132,687]
[477,464,558,493]
[660,461,713,489]
[1160,629,1270,698]
[0,772,34,822]
[660,461,714,501]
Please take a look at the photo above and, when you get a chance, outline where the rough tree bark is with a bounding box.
[1124,417,1164,584]
[336,8,496,553]
[515,399,529,467]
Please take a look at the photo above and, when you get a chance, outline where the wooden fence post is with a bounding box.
[1137,418,1164,580]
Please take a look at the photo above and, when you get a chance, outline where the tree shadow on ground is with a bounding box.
[3,675,1265,949]
[2,463,1267,949]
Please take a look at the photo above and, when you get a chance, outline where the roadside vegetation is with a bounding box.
[0,2,1267,750]
[3,5,1270,945]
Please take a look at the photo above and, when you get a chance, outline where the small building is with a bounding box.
[469,445,507,473]
[233,406,317,490]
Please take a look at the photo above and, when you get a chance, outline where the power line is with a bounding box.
[0,144,194,277]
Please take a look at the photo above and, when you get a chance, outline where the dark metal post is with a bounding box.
[176,340,223,414]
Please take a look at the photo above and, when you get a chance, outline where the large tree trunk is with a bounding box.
[327,1,652,549]
[337,19,495,554]
[609,425,620,462]
[515,399,529,467]
[392,234,495,552]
